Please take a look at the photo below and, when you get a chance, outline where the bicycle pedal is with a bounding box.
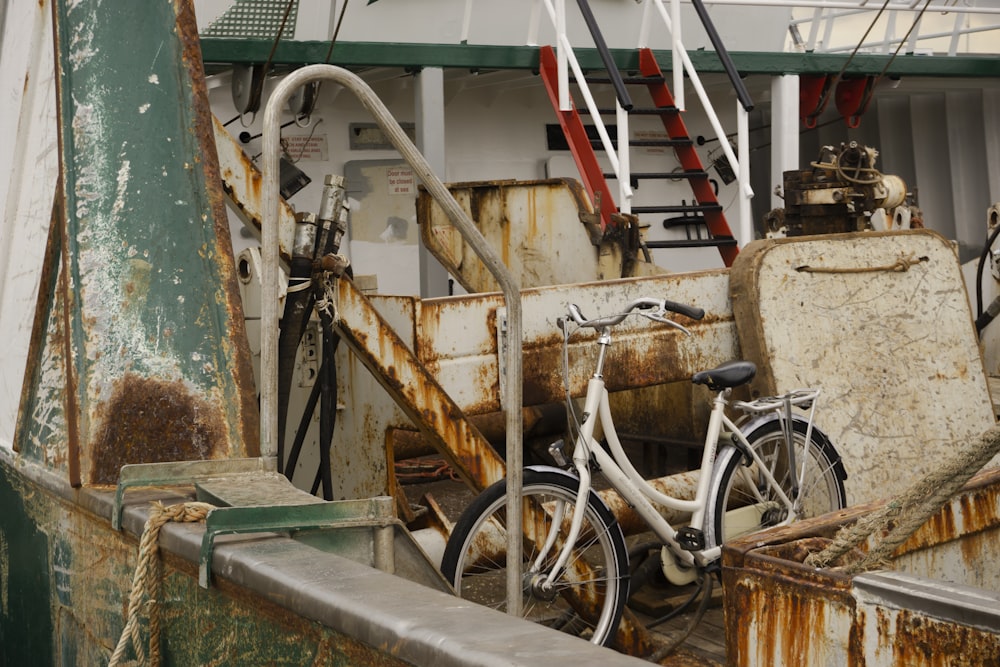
[677,526,706,551]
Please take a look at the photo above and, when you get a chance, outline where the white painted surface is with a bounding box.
[733,231,997,506]
[0,2,58,450]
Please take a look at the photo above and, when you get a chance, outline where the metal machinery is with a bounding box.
[765,142,912,237]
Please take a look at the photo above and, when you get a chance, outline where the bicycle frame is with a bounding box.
[540,370,797,587]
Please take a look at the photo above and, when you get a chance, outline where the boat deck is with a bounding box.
[632,590,727,666]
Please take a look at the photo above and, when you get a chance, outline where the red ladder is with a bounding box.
[539,46,739,267]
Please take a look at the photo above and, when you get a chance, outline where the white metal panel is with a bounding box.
[945,89,992,259]
[732,230,997,507]
[0,1,58,448]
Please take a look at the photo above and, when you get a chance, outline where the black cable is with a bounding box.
[813,0,891,116]
[249,0,296,110]
[323,0,351,64]
[284,357,324,478]
[645,570,715,660]
[316,321,338,500]
[974,222,1000,334]
[645,574,705,629]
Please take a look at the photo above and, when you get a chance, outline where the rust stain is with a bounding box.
[890,608,1000,665]
[89,373,226,485]
[901,481,1000,554]
[725,564,856,666]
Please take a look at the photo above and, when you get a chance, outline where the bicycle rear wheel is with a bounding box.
[704,418,847,549]
[440,468,629,647]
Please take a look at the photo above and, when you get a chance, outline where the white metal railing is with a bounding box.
[762,0,1000,56]
[527,0,754,244]
[640,0,754,245]
[538,0,635,214]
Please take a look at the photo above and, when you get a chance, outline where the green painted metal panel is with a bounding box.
[0,466,54,666]
[0,463,413,666]
[48,0,259,485]
[200,39,1000,78]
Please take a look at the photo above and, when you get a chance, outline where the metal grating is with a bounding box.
[203,0,298,40]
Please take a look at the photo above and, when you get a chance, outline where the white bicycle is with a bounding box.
[441,297,848,647]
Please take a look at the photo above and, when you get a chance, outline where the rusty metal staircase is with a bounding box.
[539,45,739,268]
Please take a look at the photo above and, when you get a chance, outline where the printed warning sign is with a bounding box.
[282,134,328,161]
[634,129,670,154]
[387,166,416,195]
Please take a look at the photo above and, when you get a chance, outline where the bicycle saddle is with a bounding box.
[692,360,757,391]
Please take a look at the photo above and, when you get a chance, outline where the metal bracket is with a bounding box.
[198,496,396,588]
[112,458,270,531]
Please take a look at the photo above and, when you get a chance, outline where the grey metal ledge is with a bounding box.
[854,570,1000,634]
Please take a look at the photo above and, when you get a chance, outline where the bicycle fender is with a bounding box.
[738,413,847,481]
[525,463,577,477]
[523,465,618,514]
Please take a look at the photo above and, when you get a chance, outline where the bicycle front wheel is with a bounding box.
[440,469,629,647]
[704,418,847,549]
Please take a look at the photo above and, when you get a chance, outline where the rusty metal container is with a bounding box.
[722,467,1000,666]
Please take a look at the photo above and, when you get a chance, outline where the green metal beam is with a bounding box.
[36,0,260,485]
[200,39,1000,78]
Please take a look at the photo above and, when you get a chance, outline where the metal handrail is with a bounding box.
[690,0,754,112]
[575,0,633,112]
[537,0,755,242]
[260,64,525,615]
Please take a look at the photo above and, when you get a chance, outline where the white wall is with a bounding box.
[0,1,59,449]
[195,0,790,52]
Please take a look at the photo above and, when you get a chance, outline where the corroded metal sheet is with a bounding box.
[418,270,738,413]
[213,114,296,262]
[43,0,259,484]
[333,277,507,493]
[418,179,656,292]
[722,467,1000,666]
[731,230,997,506]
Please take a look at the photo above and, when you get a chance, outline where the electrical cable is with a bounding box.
[811,0,892,116]
[974,222,1000,334]
[248,0,296,112]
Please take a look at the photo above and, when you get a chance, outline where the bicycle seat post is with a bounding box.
[593,326,612,378]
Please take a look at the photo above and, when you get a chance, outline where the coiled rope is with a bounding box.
[109,501,215,667]
[805,423,1000,574]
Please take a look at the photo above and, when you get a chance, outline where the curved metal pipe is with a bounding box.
[261,64,524,613]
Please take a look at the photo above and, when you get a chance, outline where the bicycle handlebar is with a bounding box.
[565,297,705,331]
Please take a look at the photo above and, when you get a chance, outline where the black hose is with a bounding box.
[975,223,1000,334]
[317,319,338,500]
[276,257,315,475]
